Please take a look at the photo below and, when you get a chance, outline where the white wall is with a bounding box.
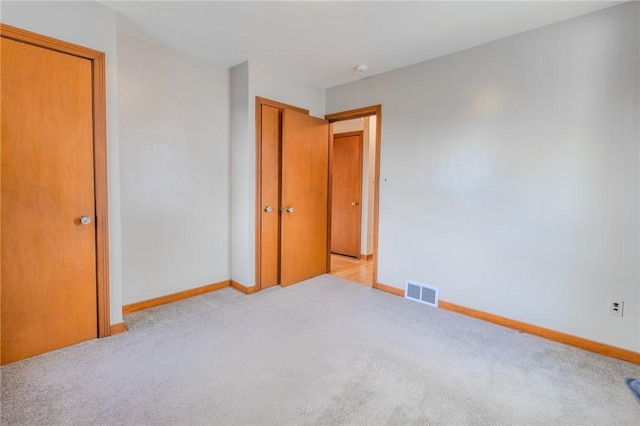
[637,0,640,351]
[333,119,364,134]
[327,2,640,351]
[249,63,326,121]
[118,32,230,304]
[2,0,124,324]
[230,62,326,286]
[230,62,250,287]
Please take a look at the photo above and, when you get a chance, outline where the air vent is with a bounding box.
[405,280,438,307]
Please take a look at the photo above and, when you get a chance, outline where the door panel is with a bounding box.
[331,133,363,257]
[1,38,98,364]
[280,109,329,286]
[260,105,281,289]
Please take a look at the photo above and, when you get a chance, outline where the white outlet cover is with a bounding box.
[609,300,624,317]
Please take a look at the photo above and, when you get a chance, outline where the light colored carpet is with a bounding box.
[1,274,639,425]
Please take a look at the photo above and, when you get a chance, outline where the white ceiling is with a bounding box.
[101,1,625,88]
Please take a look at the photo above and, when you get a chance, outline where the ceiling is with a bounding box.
[101,1,625,88]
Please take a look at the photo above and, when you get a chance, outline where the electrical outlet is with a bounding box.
[609,301,624,317]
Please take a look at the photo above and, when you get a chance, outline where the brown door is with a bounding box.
[280,109,329,285]
[331,132,363,257]
[257,101,329,289]
[1,37,98,364]
[259,105,281,289]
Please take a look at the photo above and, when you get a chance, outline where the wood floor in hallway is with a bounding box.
[329,254,373,286]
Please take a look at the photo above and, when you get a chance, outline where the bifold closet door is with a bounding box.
[258,104,329,289]
[280,109,329,286]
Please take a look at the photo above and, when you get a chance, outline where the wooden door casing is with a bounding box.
[0,24,110,364]
[330,131,363,257]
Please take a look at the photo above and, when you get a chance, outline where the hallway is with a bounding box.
[329,254,373,287]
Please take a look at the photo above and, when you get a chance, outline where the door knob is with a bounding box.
[79,215,92,225]
[264,206,273,213]
[280,207,294,213]
[351,201,359,207]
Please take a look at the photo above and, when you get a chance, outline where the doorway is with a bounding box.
[0,24,111,364]
[331,130,364,258]
[326,106,382,288]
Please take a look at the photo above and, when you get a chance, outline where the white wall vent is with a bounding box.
[405,280,438,307]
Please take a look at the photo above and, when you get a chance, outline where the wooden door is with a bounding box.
[259,105,281,289]
[280,109,329,286]
[1,37,98,364]
[331,132,363,257]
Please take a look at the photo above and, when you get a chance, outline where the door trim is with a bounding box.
[325,105,382,288]
[255,97,309,291]
[1,24,111,337]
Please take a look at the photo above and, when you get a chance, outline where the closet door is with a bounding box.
[1,36,98,364]
[280,109,329,286]
[259,105,281,289]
